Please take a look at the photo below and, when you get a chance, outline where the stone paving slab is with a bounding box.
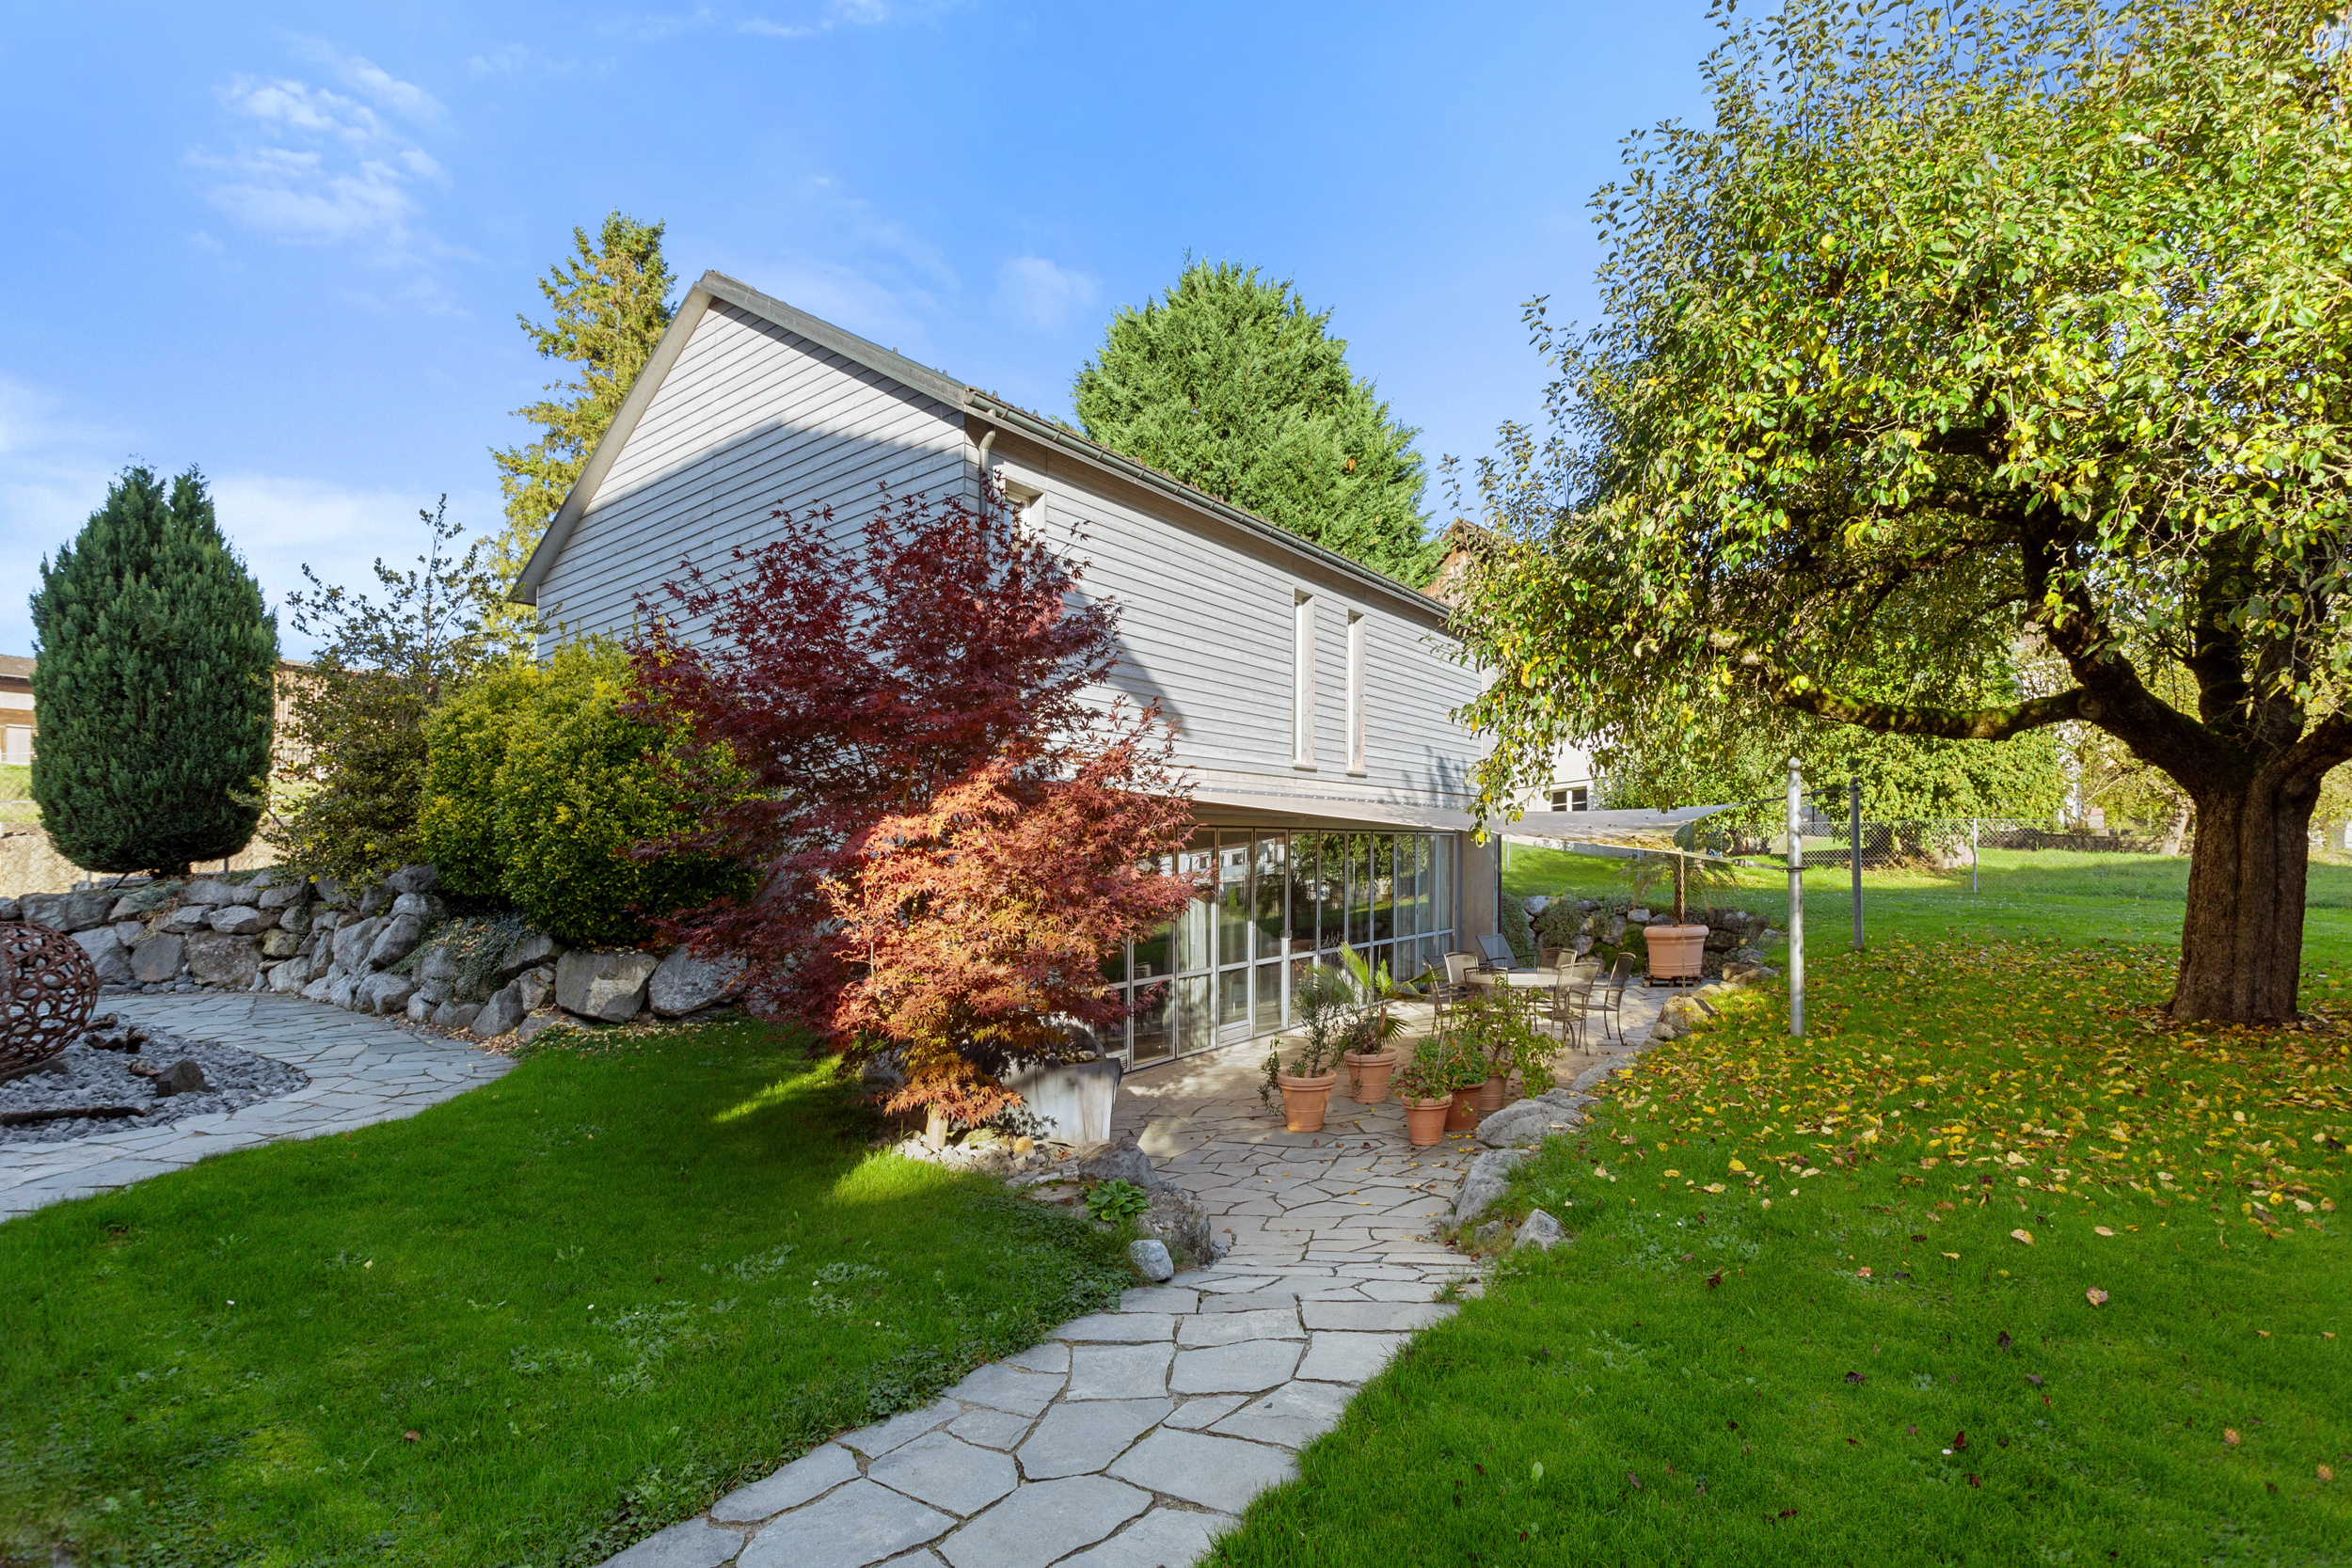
[0,991,512,1220]
[590,984,1671,1567]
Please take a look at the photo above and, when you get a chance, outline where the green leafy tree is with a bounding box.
[28,466,278,875]
[1073,260,1435,583]
[270,500,498,882]
[486,212,676,644]
[1454,0,2352,1023]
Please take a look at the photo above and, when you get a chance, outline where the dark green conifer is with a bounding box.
[30,466,278,875]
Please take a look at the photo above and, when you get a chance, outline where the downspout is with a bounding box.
[974,427,997,497]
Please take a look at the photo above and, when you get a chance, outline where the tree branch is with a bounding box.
[1709,634,2091,739]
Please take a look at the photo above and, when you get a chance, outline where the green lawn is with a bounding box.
[1207,862,2352,1564]
[0,1024,1129,1568]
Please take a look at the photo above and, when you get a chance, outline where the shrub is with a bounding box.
[1498,890,1536,966]
[419,662,543,897]
[474,641,750,945]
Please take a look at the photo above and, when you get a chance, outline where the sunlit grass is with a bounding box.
[0,1023,1129,1567]
[1212,879,2352,1565]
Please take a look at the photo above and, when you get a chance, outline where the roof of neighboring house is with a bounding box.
[0,655,33,683]
[515,270,1447,627]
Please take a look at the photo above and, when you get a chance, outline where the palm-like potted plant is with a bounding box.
[1392,1035,1464,1148]
[1262,961,1352,1132]
[1337,945,1408,1104]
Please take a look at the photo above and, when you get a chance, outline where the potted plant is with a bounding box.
[1262,962,1351,1132]
[1442,1031,1489,1130]
[1392,1036,1460,1148]
[1338,945,1407,1104]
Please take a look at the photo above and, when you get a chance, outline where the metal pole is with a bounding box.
[1971,817,1979,895]
[1850,776,1864,951]
[1787,756,1805,1036]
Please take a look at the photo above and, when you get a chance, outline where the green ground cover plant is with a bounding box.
[0,1022,1128,1568]
[1211,861,2352,1564]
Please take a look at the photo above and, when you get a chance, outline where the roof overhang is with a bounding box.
[511,269,1461,633]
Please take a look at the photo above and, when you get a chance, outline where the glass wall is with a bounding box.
[1104,829,1462,1067]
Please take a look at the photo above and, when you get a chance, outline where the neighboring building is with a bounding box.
[513,270,1502,1069]
[0,656,31,767]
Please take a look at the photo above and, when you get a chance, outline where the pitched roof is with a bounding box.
[0,654,33,681]
[513,271,1447,626]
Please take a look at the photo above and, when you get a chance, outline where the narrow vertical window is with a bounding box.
[1345,610,1366,773]
[1293,593,1316,767]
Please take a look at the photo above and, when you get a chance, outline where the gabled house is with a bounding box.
[513,271,1502,1069]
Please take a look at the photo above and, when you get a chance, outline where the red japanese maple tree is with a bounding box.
[628,483,1198,1133]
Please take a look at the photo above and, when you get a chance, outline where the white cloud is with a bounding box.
[0,372,496,659]
[737,0,964,39]
[994,255,1098,331]
[467,43,577,77]
[191,46,453,276]
[288,38,446,120]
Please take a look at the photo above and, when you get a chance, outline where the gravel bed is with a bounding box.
[0,1015,310,1147]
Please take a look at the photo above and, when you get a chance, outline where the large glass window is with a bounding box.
[1110,830,1460,1065]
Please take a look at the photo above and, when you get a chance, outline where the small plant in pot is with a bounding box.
[1392,1036,1465,1148]
[1261,962,1351,1132]
[1337,945,1408,1104]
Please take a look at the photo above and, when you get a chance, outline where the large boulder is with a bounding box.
[158,904,213,933]
[386,863,439,895]
[358,973,417,1015]
[260,927,303,958]
[390,891,445,919]
[177,879,239,908]
[257,880,307,911]
[183,931,262,989]
[1515,1208,1566,1252]
[516,966,556,1011]
[499,930,564,981]
[433,1000,481,1033]
[647,947,743,1017]
[22,892,116,932]
[472,984,526,1038]
[208,905,275,936]
[418,943,463,985]
[1453,1146,1534,1225]
[130,933,185,984]
[330,917,384,970]
[555,950,658,1022]
[355,883,391,918]
[278,901,313,934]
[366,913,424,969]
[315,876,349,909]
[1476,1089,1588,1149]
[268,958,310,993]
[0,896,16,921]
[71,926,134,985]
[1071,1133,1173,1193]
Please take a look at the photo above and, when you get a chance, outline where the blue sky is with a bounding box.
[0,1,1719,658]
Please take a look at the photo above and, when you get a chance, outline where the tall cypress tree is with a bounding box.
[30,466,278,875]
[1072,261,1435,584]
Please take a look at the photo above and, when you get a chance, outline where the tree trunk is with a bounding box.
[2158,794,2192,857]
[924,1104,949,1151]
[2171,768,2318,1023]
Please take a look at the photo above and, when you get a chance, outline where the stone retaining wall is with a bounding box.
[1,865,741,1043]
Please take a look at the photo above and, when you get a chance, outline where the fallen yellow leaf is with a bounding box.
[2321,1464,2336,1482]
[1727,1160,1747,1172]
[2011,1228,2035,1245]
[2224,1427,2240,1445]
[2257,1330,2271,1338]
[1942,1251,1960,1259]
[2086,1287,2109,1307]
[2093,1226,2115,1237]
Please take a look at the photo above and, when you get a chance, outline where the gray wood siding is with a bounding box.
[994,436,1488,816]
[533,301,967,649]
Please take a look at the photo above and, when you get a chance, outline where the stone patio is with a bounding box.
[611,983,1672,1568]
[0,990,513,1220]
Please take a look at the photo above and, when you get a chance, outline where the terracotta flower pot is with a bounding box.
[1404,1097,1452,1148]
[1279,1071,1338,1133]
[1445,1087,1481,1131]
[1475,1072,1511,1115]
[1645,924,1708,983]
[1346,1047,1399,1104]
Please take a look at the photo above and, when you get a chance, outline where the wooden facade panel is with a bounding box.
[537,304,964,645]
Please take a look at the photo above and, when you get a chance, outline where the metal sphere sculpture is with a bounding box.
[0,920,99,1080]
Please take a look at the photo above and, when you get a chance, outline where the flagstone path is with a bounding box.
[612,986,1673,1568]
[0,990,513,1220]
